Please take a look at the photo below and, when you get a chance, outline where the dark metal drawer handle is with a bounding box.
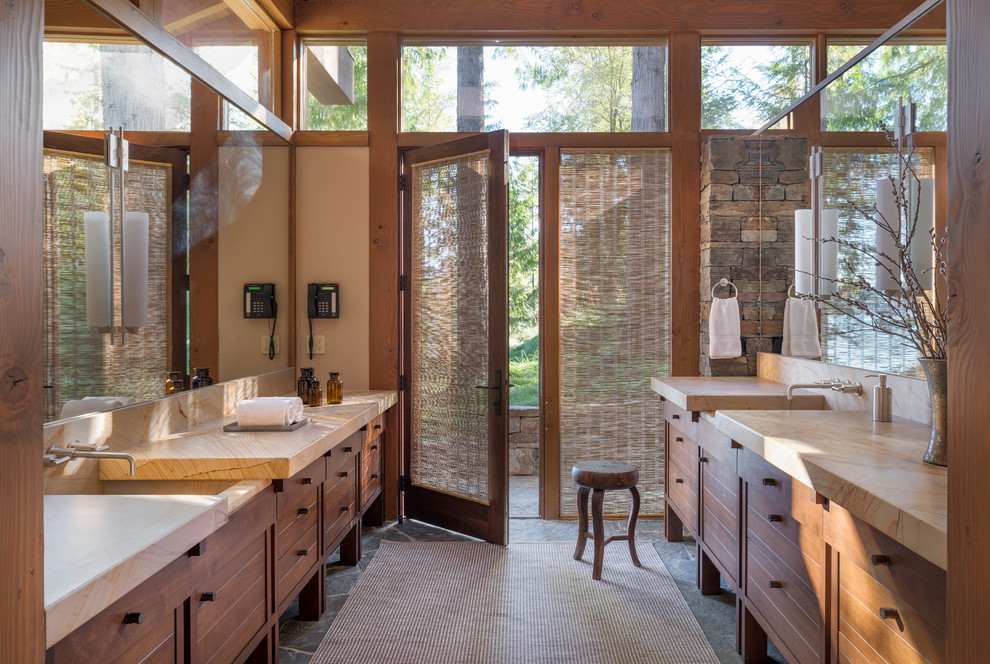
[298,507,309,516]
[879,607,899,620]
[872,554,892,566]
[768,581,783,589]
[674,478,684,484]
[762,478,777,486]
[371,473,379,479]
[768,514,784,523]
[675,437,683,442]
[672,414,680,420]
[301,477,313,485]
[699,456,708,463]
[374,423,382,430]
[344,446,353,453]
[371,444,379,451]
[340,471,349,478]
[340,505,349,513]
[200,592,217,602]
[123,612,144,624]
[297,549,309,556]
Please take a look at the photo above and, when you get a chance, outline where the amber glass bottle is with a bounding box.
[191,367,213,389]
[298,368,315,404]
[307,375,322,407]
[327,372,342,405]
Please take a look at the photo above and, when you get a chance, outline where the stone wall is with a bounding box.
[509,405,539,475]
[700,136,809,376]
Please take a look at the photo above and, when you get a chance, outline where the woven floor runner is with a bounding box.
[312,540,720,664]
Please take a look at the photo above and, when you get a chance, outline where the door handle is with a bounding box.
[473,369,502,416]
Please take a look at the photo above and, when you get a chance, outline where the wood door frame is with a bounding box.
[401,130,510,545]
[42,130,190,373]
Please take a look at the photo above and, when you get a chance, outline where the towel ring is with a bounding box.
[788,283,797,298]
[711,278,738,299]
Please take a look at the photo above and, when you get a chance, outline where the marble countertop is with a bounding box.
[99,391,397,481]
[714,409,947,569]
[45,493,229,648]
[651,376,825,412]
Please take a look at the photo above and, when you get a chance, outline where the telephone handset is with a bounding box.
[307,283,339,319]
[244,283,276,319]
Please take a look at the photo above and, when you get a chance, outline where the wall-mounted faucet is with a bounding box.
[787,379,864,400]
[43,442,137,476]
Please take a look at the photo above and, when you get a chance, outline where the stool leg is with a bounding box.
[573,486,590,560]
[592,489,605,580]
[627,486,641,567]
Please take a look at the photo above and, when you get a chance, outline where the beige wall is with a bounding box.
[295,147,370,390]
[217,145,291,383]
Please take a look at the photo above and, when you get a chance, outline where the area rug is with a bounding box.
[311,541,720,664]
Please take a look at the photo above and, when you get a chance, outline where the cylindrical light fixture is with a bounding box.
[819,209,839,296]
[123,211,149,328]
[84,211,112,327]
[794,209,814,296]
[875,177,901,291]
[909,178,935,290]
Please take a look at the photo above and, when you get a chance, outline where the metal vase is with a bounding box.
[920,358,948,467]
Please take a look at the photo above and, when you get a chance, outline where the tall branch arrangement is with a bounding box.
[804,132,948,360]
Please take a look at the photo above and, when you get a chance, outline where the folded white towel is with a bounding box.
[60,396,137,419]
[236,397,304,427]
[709,296,742,359]
[782,297,822,359]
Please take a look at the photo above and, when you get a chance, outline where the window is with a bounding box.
[304,42,367,130]
[401,44,668,132]
[701,43,812,129]
[823,41,947,132]
[820,147,935,375]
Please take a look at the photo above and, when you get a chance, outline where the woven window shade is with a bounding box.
[410,150,491,505]
[559,149,671,517]
[821,148,934,376]
[43,149,172,421]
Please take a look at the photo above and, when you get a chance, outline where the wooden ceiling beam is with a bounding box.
[293,0,945,35]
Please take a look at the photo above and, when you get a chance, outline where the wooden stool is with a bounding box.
[572,461,641,580]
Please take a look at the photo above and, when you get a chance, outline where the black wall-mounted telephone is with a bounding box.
[308,283,339,319]
[244,283,276,319]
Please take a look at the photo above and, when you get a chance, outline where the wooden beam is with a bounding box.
[294,0,945,35]
[541,148,561,519]
[293,130,369,146]
[307,44,355,105]
[45,0,124,33]
[82,0,293,140]
[669,32,701,377]
[947,0,990,659]
[367,32,401,521]
[0,0,45,661]
[164,3,232,37]
[57,130,192,147]
[189,80,221,376]
[398,132,673,149]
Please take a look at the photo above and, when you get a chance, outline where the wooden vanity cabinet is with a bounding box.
[697,421,740,592]
[324,434,360,555]
[663,403,700,540]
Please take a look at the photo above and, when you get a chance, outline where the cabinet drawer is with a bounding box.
[746,529,824,664]
[700,455,739,586]
[667,423,698,485]
[665,455,698,535]
[825,503,945,631]
[696,416,737,471]
[277,522,320,606]
[325,463,356,513]
[363,413,386,445]
[47,557,187,664]
[275,491,319,560]
[837,554,945,664]
[744,458,822,562]
[192,531,268,664]
[325,487,357,549]
[663,400,698,440]
[326,434,359,478]
[276,457,325,522]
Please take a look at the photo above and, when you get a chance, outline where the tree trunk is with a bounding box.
[100,45,166,129]
[457,46,484,132]
[632,47,666,132]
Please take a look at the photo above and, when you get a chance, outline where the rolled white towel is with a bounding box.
[236,397,304,427]
[60,396,135,419]
[709,296,742,359]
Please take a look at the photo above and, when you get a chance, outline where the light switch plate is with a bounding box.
[306,335,326,355]
[260,335,280,355]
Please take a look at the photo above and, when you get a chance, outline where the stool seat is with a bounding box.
[572,461,639,491]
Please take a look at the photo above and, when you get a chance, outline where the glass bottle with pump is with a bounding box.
[298,368,315,404]
[327,372,342,405]
[191,367,213,389]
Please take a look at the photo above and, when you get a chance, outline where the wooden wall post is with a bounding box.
[947,0,990,658]
[189,81,221,375]
[669,32,702,377]
[0,0,45,660]
[367,32,401,522]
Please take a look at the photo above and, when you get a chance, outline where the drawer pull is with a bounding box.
[879,607,900,620]
[699,456,708,463]
[297,549,309,556]
[768,514,783,523]
[340,506,349,513]
[340,471,349,478]
[301,477,313,485]
[768,581,783,589]
[871,554,892,566]
[200,592,217,602]
[762,478,777,486]
[672,414,680,420]
[374,423,382,430]
[674,478,684,484]
[298,507,310,516]
[371,473,379,479]
[371,444,379,451]
[123,612,144,624]
[344,446,353,452]
[675,436,683,442]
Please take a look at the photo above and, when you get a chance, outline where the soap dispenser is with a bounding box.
[867,374,892,422]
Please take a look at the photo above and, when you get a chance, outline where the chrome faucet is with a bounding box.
[43,442,137,476]
[787,379,863,400]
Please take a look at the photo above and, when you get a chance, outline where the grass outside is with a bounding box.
[509,333,539,407]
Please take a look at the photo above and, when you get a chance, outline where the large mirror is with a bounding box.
[42,0,290,422]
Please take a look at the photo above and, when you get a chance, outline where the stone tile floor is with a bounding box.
[509,475,539,516]
[278,517,785,663]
